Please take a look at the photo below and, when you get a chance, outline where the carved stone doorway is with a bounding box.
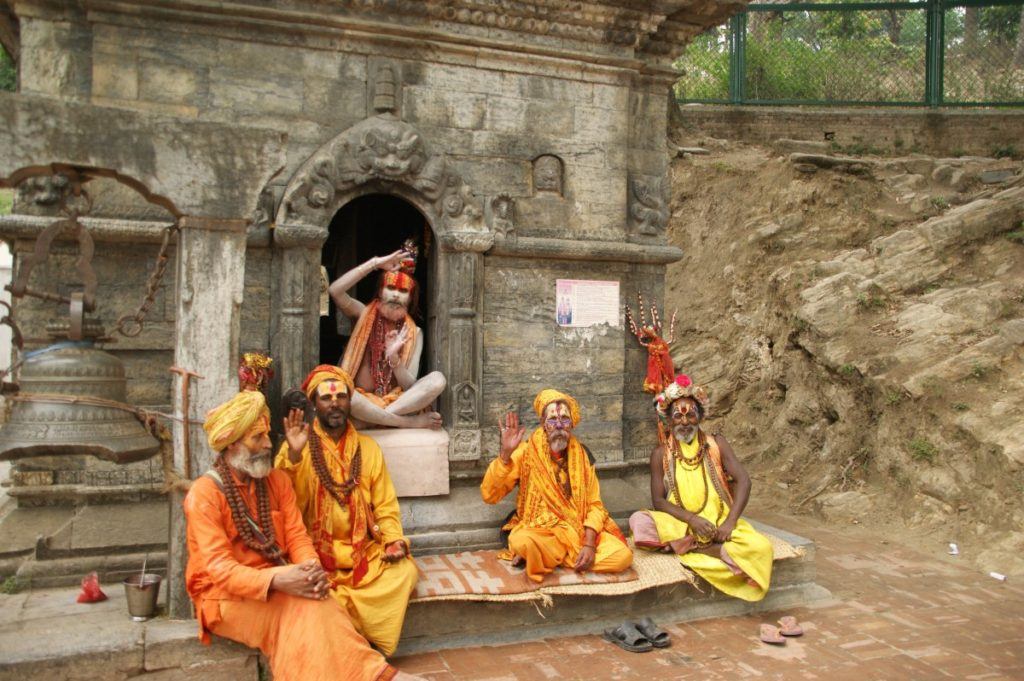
[319,194,433,380]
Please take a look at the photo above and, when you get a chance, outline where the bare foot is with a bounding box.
[404,411,443,429]
[510,555,526,568]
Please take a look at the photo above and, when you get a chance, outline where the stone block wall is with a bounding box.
[3,1,700,473]
[676,105,1024,158]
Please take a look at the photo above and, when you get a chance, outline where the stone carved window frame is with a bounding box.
[270,113,493,463]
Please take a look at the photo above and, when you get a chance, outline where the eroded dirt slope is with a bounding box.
[665,134,1024,576]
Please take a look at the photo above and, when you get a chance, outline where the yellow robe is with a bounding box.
[638,437,773,602]
[275,422,417,655]
[481,428,632,583]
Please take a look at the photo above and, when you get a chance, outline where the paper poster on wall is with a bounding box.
[555,279,620,328]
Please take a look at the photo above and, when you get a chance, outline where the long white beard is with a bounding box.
[548,431,570,453]
[227,445,273,479]
[674,426,697,444]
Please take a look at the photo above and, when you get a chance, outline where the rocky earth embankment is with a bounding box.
[665,134,1024,576]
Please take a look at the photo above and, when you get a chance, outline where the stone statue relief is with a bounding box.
[533,155,563,196]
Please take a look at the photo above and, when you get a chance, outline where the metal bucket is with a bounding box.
[123,573,162,621]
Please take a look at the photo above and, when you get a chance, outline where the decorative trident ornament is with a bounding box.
[624,292,677,395]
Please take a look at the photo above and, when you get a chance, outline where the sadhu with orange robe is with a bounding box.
[481,389,633,583]
[183,390,421,681]
[275,365,418,656]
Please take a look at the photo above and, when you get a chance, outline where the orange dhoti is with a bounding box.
[508,524,633,583]
[355,386,404,409]
[211,592,395,681]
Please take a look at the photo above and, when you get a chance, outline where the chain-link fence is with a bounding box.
[676,0,1024,107]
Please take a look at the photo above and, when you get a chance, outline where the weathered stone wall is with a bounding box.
[0,1,754,482]
[676,104,1024,158]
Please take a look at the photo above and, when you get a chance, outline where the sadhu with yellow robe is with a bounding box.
[629,375,773,602]
[481,389,633,583]
[275,365,418,656]
[184,390,419,681]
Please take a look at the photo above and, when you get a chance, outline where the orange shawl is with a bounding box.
[503,428,624,542]
[340,300,418,379]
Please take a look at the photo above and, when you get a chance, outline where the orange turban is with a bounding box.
[301,364,355,399]
[533,389,581,427]
[203,390,270,452]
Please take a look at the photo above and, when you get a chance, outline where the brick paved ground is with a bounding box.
[393,511,1024,680]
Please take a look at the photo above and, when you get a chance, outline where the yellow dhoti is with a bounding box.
[638,510,772,601]
[331,557,418,654]
[630,436,772,602]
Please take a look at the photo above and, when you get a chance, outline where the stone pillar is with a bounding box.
[271,224,325,393]
[167,217,248,619]
[442,236,488,463]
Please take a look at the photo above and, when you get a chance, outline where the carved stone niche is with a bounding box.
[533,154,563,196]
[629,174,669,236]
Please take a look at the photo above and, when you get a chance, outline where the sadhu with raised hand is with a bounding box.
[629,374,773,602]
[481,389,633,583]
[183,389,421,681]
[275,365,417,656]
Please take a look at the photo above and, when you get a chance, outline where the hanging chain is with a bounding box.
[115,219,180,337]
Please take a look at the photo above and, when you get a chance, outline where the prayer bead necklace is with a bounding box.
[668,432,726,546]
[309,432,361,508]
[369,315,398,397]
[214,456,284,564]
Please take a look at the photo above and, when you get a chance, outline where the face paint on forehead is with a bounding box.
[544,401,571,420]
[316,380,348,397]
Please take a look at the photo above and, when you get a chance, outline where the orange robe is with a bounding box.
[480,428,633,583]
[183,469,394,681]
[340,300,418,407]
[275,422,417,655]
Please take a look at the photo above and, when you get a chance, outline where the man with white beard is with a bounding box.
[480,389,632,583]
[629,374,773,602]
[183,389,423,681]
[328,241,444,430]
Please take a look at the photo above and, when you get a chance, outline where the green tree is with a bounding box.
[0,46,14,92]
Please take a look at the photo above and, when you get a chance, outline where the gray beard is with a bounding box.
[228,445,273,479]
[548,431,569,453]
[674,426,697,444]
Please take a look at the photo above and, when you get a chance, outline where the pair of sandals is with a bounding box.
[602,617,670,653]
[759,616,804,644]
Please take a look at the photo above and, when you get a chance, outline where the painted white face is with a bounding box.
[380,285,411,309]
[227,443,273,479]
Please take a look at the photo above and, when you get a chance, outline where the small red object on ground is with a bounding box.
[76,571,108,603]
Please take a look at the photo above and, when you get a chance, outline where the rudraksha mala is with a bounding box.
[309,432,361,508]
[214,456,284,564]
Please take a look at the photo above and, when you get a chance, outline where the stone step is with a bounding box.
[0,521,827,679]
[395,521,829,655]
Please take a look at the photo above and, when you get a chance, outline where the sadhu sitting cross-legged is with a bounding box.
[183,389,422,681]
[481,389,633,583]
[629,375,773,601]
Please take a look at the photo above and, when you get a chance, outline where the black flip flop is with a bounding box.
[602,621,653,653]
[635,616,671,648]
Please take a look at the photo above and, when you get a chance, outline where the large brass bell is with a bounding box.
[0,341,160,463]
[0,169,159,463]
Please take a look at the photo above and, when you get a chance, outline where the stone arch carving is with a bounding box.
[271,113,490,464]
[276,113,487,236]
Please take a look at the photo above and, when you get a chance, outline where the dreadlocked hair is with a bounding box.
[213,455,284,565]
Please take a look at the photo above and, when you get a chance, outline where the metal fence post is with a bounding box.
[729,12,747,104]
[925,0,945,106]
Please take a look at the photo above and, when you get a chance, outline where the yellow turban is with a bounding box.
[533,389,581,427]
[301,364,355,399]
[203,390,270,452]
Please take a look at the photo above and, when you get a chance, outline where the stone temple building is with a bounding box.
[0,0,748,611]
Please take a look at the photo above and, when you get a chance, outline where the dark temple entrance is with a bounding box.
[319,194,432,373]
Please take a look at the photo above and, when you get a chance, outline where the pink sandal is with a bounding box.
[759,624,786,645]
[777,616,804,637]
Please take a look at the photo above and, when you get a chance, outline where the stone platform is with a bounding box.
[0,520,827,679]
